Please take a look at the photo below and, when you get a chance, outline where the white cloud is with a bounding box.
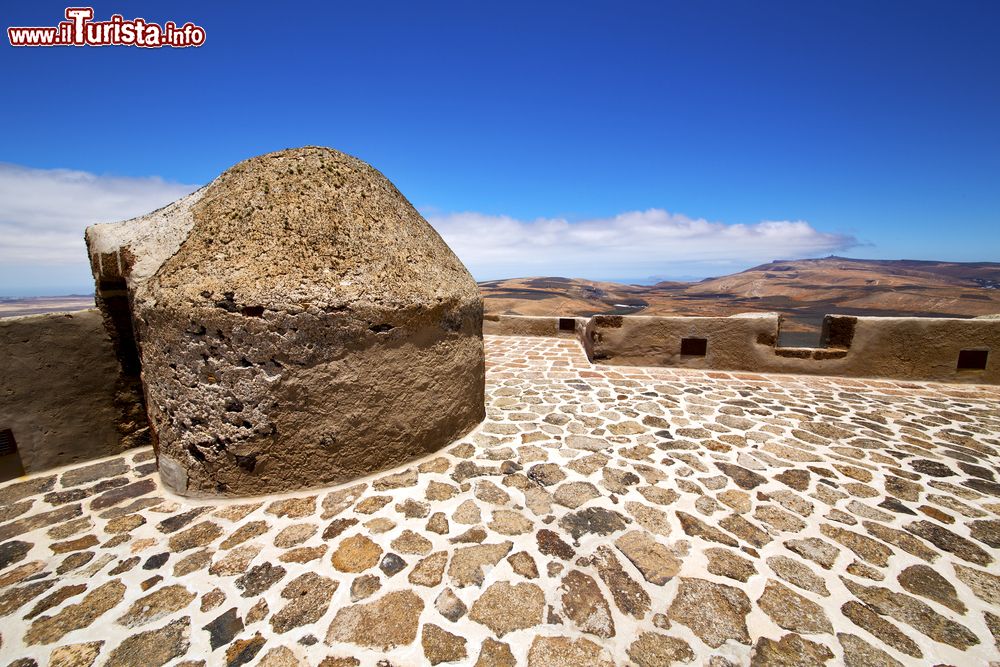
[0,163,198,265]
[0,161,857,294]
[426,209,857,280]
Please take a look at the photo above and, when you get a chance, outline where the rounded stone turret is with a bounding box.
[86,147,485,497]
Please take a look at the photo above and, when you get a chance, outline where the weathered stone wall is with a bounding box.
[488,312,1000,384]
[0,309,147,473]
[86,147,486,497]
[483,314,584,337]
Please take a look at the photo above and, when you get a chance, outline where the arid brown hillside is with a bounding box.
[481,256,1000,344]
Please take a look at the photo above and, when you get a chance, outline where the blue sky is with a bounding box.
[1,1,998,295]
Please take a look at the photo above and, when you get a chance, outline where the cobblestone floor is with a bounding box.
[2,335,1000,666]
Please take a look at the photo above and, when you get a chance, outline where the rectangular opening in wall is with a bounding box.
[957,349,989,371]
[558,318,576,332]
[681,337,708,356]
[0,428,25,482]
[0,429,16,456]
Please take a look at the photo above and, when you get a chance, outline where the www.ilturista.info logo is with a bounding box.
[8,7,206,48]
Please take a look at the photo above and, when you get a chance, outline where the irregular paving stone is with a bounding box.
[767,555,829,595]
[755,505,807,532]
[225,632,267,666]
[526,635,614,666]
[489,509,534,535]
[449,542,514,588]
[637,486,680,506]
[25,579,125,645]
[469,581,546,637]
[624,501,671,536]
[24,583,87,620]
[48,641,104,667]
[257,646,304,666]
[591,544,650,618]
[757,580,833,634]
[677,510,738,547]
[391,529,433,554]
[818,523,890,566]
[117,584,196,628]
[507,551,539,578]
[614,530,681,585]
[47,516,93,540]
[553,482,600,509]
[840,601,922,658]
[396,498,431,518]
[104,617,191,667]
[168,521,224,552]
[320,483,367,519]
[861,521,939,562]
[331,535,382,572]
[325,590,424,649]
[537,529,575,560]
[626,632,695,666]
[528,463,566,486]
[209,544,262,576]
[200,587,226,612]
[558,507,629,542]
[750,633,834,666]
[90,479,156,511]
[474,638,517,667]
[715,462,767,489]
[837,632,904,667]
[721,513,773,548]
[0,539,31,570]
[373,468,418,490]
[0,579,55,617]
[265,496,317,519]
[435,586,468,622]
[203,607,244,651]
[156,508,210,534]
[667,577,751,648]
[0,503,83,542]
[142,552,169,570]
[235,562,286,597]
[173,550,212,577]
[246,598,269,624]
[842,578,979,650]
[0,475,56,505]
[273,523,316,547]
[350,574,381,601]
[279,544,328,564]
[219,520,268,549]
[954,563,1000,604]
[452,499,482,524]
[271,572,338,633]
[896,563,965,613]
[379,552,407,576]
[322,518,359,540]
[422,622,468,664]
[706,547,757,583]
[62,460,129,487]
[774,469,810,491]
[410,550,449,586]
[968,518,1000,548]
[474,480,509,505]
[105,514,146,534]
[560,569,615,638]
[904,520,992,565]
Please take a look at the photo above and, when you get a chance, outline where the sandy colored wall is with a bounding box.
[0,309,139,473]
[484,314,585,337]
[585,314,1000,383]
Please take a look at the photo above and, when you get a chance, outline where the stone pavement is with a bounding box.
[1,335,999,666]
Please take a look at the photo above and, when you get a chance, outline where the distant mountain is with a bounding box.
[480,257,1000,345]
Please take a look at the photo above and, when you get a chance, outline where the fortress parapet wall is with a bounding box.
[2,310,997,477]
[488,312,1000,384]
